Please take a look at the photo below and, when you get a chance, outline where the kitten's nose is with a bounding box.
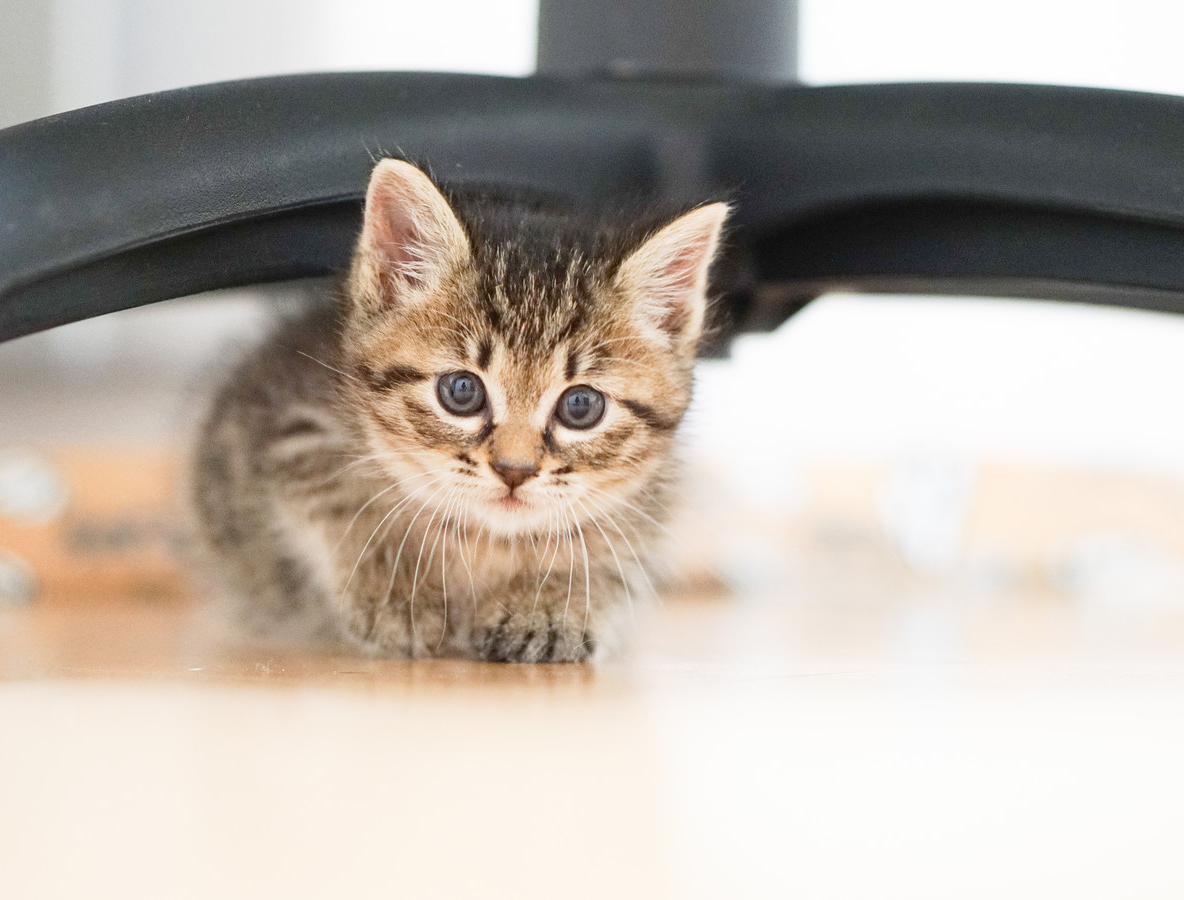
[491,459,539,490]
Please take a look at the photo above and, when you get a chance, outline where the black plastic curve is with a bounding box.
[4,73,1184,343]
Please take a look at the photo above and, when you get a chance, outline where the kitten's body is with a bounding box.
[192,162,725,662]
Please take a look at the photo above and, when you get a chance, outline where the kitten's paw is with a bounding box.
[474,612,596,664]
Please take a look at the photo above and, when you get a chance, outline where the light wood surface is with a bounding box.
[4,583,1184,899]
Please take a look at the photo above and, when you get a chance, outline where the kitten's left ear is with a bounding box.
[614,203,730,353]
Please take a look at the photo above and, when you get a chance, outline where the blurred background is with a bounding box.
[9,3,1184,898]
[6,0,1184,617]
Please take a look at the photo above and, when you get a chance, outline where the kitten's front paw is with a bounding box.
[474,611,595,664]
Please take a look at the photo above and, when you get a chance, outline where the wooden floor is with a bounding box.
[4,586,1184,899]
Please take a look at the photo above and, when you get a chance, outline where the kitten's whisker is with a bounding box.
[434,495,459,654]
[333,467,445,554]
[567,500,594,645]
[318,452,400,487]
[532,506,562,615]
[561,503,577,630]
[422,494,450,574]
[387,483,451,637]
[332,482,402,555]
[575,497,637,627]
[582,485,672,537]
[407,489,454,639]
[339,474,449,609]
[455,499,477,605]
[465,497,488,550]
[362,138,384,166]
[294,349,360,382]
[582,491,661,606]
[371,477,448,597]
[338,475,441,602]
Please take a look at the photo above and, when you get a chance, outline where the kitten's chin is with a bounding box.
[468,495,553,539]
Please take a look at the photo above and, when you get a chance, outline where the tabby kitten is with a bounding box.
[192,159,727,662]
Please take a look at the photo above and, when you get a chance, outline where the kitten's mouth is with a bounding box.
[497,493,527,510]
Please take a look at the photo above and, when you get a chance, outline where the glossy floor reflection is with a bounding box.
[3,588,1184,899]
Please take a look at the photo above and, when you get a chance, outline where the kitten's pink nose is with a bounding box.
[491,459,539,491]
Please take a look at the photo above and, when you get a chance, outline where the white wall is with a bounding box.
[0,0,52,128]
[44,0,535,116]
[801,0,1184,96]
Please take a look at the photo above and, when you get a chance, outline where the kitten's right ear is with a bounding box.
[355,159,470,309]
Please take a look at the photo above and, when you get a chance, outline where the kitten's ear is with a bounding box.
[356,159,470,308]
[614,203,729,353]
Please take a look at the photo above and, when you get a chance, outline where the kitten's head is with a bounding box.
[340,159,727,538]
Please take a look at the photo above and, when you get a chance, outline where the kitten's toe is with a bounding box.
[475,615,594,664]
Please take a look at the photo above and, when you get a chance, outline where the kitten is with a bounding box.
[191,159,727,662]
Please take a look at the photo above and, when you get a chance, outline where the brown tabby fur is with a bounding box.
[191,160,727,662]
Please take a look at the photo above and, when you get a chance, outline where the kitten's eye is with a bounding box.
[437,371,487,416]
[555,385,606,430]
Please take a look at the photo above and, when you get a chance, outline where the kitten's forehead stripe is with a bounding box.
[466,234,604,354]
[476,339,493,371]
[564,348,579,382]
[556,308,588,344]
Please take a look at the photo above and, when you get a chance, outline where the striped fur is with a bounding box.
[191,160,727,662]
